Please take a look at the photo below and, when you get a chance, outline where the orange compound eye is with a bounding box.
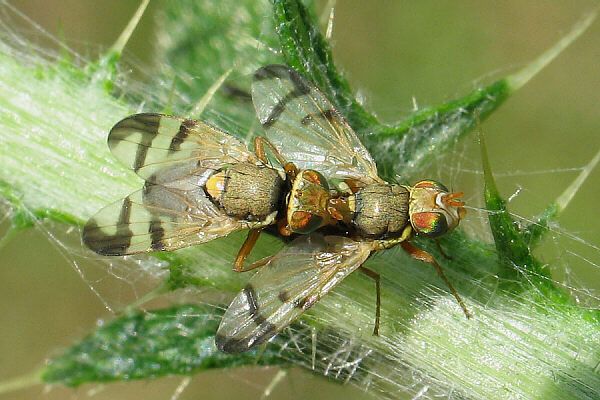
[301,170,329,190]
[289,211,324,234]
[411,211,448,238]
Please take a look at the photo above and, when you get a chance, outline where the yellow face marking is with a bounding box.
[347,195,356,213]
[205,171,226,201]
[337,181,350,193]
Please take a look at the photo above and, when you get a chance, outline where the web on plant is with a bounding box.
[445,140,600,306]
[1,2,599,400]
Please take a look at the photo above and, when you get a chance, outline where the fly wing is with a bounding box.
[108,113,257,182]
[252,65,381,184]
[215,234,374,353]
[83,182,244,255]
[83,113,265,255]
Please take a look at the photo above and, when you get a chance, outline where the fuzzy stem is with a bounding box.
[0,2,599,400]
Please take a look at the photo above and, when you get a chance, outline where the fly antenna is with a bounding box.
[442,192,465,207]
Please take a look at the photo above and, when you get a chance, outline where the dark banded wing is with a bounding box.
[83,182,246,255]
[108,113,256,182]
[215,234,374,353]
[252,65,381,184]
[83,113,264,255]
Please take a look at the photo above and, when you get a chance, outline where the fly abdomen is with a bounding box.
[353,184,409,237]
[206,162,284,220]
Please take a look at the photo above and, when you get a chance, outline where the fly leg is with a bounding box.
[254,136,297,236]
[400,241,472,319]
[277,217,293,237]
[435,239,452,260]
[233,228,273,272]
[359,265,381,335]
[254,136,297,180]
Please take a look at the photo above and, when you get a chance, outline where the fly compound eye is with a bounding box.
[413,180,448,192]
[302,170,329,190]
[411,211,448,237]
[289,210,323,234]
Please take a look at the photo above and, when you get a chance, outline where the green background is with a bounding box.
[1,1,599,399]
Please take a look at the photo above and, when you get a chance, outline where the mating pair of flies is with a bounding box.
[83,64,468,354]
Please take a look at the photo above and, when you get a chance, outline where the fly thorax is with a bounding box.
[287,170,331,233]
[353,183,409,237]
[207,162,284,220]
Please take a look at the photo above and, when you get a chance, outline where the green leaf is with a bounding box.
[273,0,597,182]
[525,147,600,247]
[1,2,599,399]
[478,128,550,285]
[41,305,288,387]
[153,0,283,136]
[479,128,600,305]
[272,0,378,133]
[369,80,510,181]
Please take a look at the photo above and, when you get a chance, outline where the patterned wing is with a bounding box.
[83,181,245,255]
[215,234,374,353]
[83,113,264,255]
[252,65,381,184]
[107,113,256,182]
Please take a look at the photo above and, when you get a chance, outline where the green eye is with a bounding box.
[411,211,448,237]
[413,180,448,192]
